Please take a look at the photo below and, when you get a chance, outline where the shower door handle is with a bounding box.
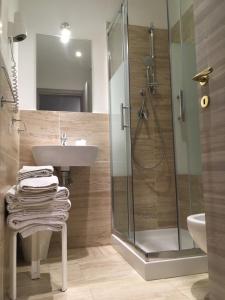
[177,90,185,122]
[120,103,129,130]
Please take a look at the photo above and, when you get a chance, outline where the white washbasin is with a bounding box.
[187,213,207,253]
[32,145,98,167]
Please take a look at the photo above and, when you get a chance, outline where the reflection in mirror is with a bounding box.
[36,34,92,112]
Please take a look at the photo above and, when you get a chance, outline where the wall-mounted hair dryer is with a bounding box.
[8,12,27,42]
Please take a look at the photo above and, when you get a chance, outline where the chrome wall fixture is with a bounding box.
[0,65,19,112]
[11,117,27,133]
[146,24,158,95]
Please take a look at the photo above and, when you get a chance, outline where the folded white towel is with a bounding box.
[7,211,69,232]
[17,176,59,194]
[18,166,54,181]
[7,199,71,214]
[16,191,57,205]
[19,222,66,238]
[56,186,70,200]
[6,186,69,206]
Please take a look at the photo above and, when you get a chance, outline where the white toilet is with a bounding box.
[187,213,207,253]
[21,231,52,263]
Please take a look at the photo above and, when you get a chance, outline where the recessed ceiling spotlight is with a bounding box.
[75,51,82,57]
[60,22,71,44]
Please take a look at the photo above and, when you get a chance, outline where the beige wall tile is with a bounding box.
[20,111,111,249]
[20,110,60,166]
[0,54,20,299]
[194,0,225,298]
[52,161,111,248]
[128,25,177,231]
[59,112,110,162]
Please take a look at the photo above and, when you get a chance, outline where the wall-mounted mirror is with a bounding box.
[11,0,118,113]
[36,34,92,112]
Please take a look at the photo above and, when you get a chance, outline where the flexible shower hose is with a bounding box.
[132,88,168,171]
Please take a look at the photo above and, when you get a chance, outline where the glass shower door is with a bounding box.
[108,1,134,242]
[180,0,203,250]
[168,0,203,250]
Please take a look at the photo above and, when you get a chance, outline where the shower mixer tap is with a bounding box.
[139,88,146,97]
[138,89,149,120]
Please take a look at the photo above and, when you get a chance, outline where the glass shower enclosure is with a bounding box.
[108,0,204,259]
[108,1,134,244]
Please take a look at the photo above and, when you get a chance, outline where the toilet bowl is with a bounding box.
[187,213,207,253]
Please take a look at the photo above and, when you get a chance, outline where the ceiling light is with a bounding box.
[60,22,71,44]
[75,51,82,57]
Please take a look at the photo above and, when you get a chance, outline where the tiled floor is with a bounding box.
[15,246,209,300]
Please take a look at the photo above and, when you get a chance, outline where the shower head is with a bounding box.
[143,56,154,67]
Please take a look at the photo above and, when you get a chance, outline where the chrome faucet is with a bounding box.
[61,132,68,146]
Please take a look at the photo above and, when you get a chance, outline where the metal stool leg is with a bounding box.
[61,224,67,292]
[31,232,40,280]
[9,231,17,300]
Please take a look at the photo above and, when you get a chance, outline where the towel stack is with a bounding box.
[5,166,71,238]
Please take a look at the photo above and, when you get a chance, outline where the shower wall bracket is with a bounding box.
[0,95,15,107]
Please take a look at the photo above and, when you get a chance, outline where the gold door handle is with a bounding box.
[192,67,213,86]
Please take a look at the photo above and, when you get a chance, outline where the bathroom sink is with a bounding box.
[32,145,98,167]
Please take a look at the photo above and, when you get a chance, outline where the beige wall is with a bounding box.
[0,0,19,75]
[128,25,177,231]
[0,54,20,299]
[19,110,112,249]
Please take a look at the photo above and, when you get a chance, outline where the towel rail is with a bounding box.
[0,66,18,111]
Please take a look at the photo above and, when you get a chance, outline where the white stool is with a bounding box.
[9,223,67,300]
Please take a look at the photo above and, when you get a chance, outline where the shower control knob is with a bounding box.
[139,89,146,97]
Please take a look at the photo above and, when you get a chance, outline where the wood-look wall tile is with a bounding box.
[51,161,111,248]
[20,110,60,166]
[20,111,111,249]
[171,5,195,43]
[0,109,19,159]
[0,244,4,300]
[112,176,129,234]
[0,54,20,299]
[128,25,177,231]
[176,175,204,230]
[194,1,225,298]
[59,112,110,162]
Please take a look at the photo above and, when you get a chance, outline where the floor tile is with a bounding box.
[15,246,209,300]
